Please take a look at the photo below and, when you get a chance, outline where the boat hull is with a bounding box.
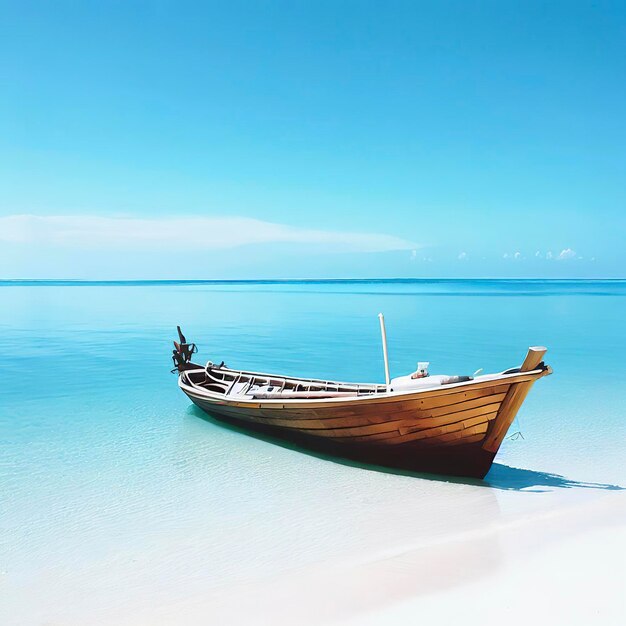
[182,375,536,478]
[191,396,497,477]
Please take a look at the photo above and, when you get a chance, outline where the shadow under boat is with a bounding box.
[188,405,624,492]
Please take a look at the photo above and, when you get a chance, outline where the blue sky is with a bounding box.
[1,1,624,278]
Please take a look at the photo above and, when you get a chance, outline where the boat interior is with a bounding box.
[183,363,388,399]
[180,360,532,400]
[173,327,542,402]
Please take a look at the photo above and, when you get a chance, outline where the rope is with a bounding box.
[506,412,525,441]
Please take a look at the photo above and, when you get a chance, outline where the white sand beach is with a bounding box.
[4,454,623,626]
[116,488,625,626]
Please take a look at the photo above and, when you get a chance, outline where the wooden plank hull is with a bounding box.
[181,364,549,478]
[192,399,497,478]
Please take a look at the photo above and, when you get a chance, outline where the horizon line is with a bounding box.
[1,277,625,284]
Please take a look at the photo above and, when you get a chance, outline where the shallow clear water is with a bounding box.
[1,280,624,622]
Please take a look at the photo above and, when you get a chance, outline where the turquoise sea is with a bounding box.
[1,279,625,623]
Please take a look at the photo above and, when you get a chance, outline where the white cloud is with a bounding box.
[458,251,468,260]
[0,214,416,254]
[503,253,509,259]
[535,251,542,258]
[409,250,432,263]
[557,248,577,261]
[538,248,581,261]
[514,251,522,260]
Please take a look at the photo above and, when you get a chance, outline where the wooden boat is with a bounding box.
[172,324,551,478]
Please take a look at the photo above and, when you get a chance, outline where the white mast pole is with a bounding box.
[378,313,391,391]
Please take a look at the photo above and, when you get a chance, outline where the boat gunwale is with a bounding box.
[178,365,551,409]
